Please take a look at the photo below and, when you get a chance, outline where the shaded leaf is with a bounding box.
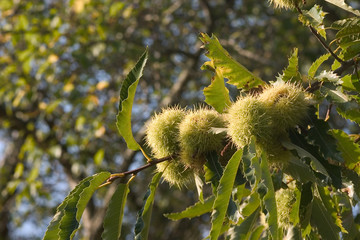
[194,173,205,203]
[43,172,110,240]
[205,152,224,190]
[134,172,162,240]
[210,150,243,240]
[164,195,215,220]
[311,196,340,240]
[116,49,148,150]
[102,183,130,240]
[199,33,264,90]
[283,157,317,183]
[203,69,231,113]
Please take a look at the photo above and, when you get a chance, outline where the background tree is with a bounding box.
[0,0,359,239]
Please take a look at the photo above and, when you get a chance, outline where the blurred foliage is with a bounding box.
[0,0,358,239]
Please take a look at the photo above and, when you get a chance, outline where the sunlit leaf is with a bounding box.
[329,129,360,175]
[43,172,110,240]
[200,33,264,90]
[228,208,260,240]
[203,69,231,113]
[279,48,301,83]
[299,5,327,39]
[102,183,130,240]
[325,0,360,16]
[308,53,331,78]
[164,195,215,220]
[116,48,148,150]
[134,172,162,240]
[210,150,243,240]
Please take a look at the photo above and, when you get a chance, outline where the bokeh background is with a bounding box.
[0,0,358,239]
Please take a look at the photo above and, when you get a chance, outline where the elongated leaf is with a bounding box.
[336,25,360,39]
[116,49,148,150]
[325,0,360,16]
[279,48,301,83]
[205,152,224,190]
[241,192,261,217]
[342,72,360,92]
[164,195,215,220]
[329,129,360,175]
[199,33,264,90]
[134,172,162,240]
[337,100,360,125]
[308,53,331,78]
[228,208,260,240]
[282,141,329,178]
[102,183,130,240]
[289,187,301,226]
[258,153,278,240]
[311,196,340,240]
[241,141,260,189]
[210,150,243,240]
[307,119,343,163]
[203,69,231,113]
[194,173,205,203]
[43,172,110,240]
[283,157,316,183]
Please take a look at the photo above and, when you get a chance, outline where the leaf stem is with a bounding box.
[295,6,344,64]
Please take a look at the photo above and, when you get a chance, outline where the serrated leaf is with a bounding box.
[316,70,341,84]
[134,172,162,240]
[317,186,347,233]
[210,150,243,240]
[228,208,260,240]
[258,153,278,240]
[289,187,301,226]
[307,119,343,163]
[199,33,264,90]
[308,53,331,78]
[332,18,360,30]
[342,72,360,92]
[337,100,360,125]
[282,141,330,178]
[164,195,215,220]
[283,157,317,183]
[299,5,327,39]
[336,25,360,39]
[116,48,148,150]
[241,192,261,217]
[279,48,302,83]
[299,182,313,238]
[329,129,360,175]
[102,183,130,240]
[311,196,340,240]
[325,0,360,16]
[205,152,224,190]
[43,172,110,240]
[203,69,231,113]
[241,141,260,189]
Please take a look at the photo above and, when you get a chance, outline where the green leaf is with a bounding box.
[307,119,343,163]
[205,152,224,190]
[43,172,110,240]
[199,33,264,90]
[194,173,205,203]
[329,129,360,175]
[289,187,301,226]
[325,0,360,16]
[203,69,231,113]
[210,150,243,240]
[336,25,360,39]
[308,53,331,78]
[283,157,316,183]
[279,48,302,83]
[311,196,340,240]
[228,208,260,240]
[342,72,360,92]
[299,5,327,39]
[282,141,330,178]
[164,195,215,220]
[337,100,360,125]
[116,48,148,150]
[102,183,130,240]
[94,148,105,166]
[241,141,260,189]
[240,191,260,217]
[134,172,162,240]
[258,153,278,240]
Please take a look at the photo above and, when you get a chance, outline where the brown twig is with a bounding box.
[98,155,175,188]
